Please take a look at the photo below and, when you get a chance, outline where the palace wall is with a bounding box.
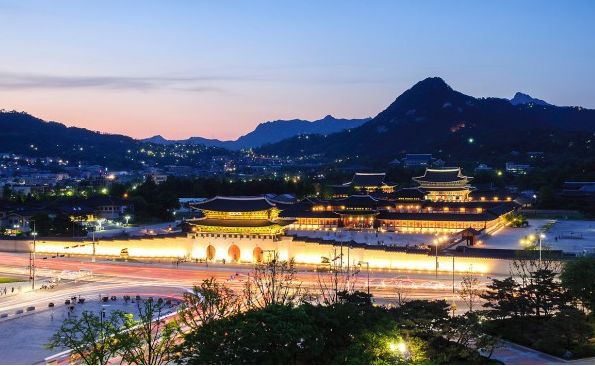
[1,234,517,276]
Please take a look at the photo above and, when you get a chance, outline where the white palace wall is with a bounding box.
[1,234,515,276]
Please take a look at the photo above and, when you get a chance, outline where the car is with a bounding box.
[421,281,445,290]
[396,280,416,288]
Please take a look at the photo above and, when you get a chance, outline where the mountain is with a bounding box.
[141,115,371,150]
[0,110,231,170]
[509,92,551,106]
[257,77,595,165]
[0,110,144,169]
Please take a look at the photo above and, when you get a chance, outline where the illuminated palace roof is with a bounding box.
[191,196,277,212]
[187,196,291,234]
[413,168,471,185]
[347,173,387,187]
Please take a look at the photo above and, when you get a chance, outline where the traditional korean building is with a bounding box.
[187,196,292,235]
[413,168,473,202]
[330,173,396,198]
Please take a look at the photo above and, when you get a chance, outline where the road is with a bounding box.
[0,252,474,364]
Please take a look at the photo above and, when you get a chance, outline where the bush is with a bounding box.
[572,344,595,358]
[534,339,566,358]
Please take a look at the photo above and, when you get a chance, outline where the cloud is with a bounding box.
[0,71,238,92]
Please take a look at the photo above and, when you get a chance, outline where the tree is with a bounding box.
[524,269,567,317]
[46,310,127,365]
[442,311,500,361]
[541,308,594,349]
[560,257,595,314]
[337,290,372,306]
[176,304,322,364]
[393,299,450,337]
[117,299,180,365]
[30,213,53,236]
[244,253,305,308]
[179,278,240,331]
[314,249,356,305]
[481,277,531,319]
[52,213,74,236]
[458,269,483,312]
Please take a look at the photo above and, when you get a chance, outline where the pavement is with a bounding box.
[0,280,183,365]
[486,339,595,365]
[479,219,595,255]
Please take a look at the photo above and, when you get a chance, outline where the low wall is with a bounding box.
[1,235,520,277]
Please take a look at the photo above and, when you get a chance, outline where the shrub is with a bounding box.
[534,339,566,358]
[572,344,595,358]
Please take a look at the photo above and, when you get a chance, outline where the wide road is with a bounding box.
[0,252,473,310]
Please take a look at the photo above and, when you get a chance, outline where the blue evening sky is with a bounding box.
[0,0,593,139]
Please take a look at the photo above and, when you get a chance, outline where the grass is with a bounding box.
[0,277,24,284]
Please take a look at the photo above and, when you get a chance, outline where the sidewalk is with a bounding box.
[486,339,595,365]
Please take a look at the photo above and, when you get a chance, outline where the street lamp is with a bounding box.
[30,220,37,290]
[92,226,96,263]
[538,233,545,263]
[433,235,440,279]
[358,261,370,297]
[124,215,130,227]
[444,252,455,294]
[390,342,410,362]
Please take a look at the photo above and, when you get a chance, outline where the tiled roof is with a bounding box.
[333,194,378,208]
[192,196,276,212]
[414,168,469,183]
[192,218,286,228]
[377,212,499,222]
[393,188,426,200]
[349,173,386,187]
[279,210,340,219]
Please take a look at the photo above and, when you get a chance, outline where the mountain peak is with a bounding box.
[410,77,452,92]
[510,92,551,106]
[322,114,335,120]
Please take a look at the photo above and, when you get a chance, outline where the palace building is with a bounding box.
[186,196,292,235]
[413,168,472,202]
[330,172,396,197]
[279,167,519,234]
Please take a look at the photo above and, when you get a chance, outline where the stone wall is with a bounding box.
[1,234,519,276]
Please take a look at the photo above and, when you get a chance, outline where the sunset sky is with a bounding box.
[1,0,594,140]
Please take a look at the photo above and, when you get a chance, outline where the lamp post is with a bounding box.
[434,236,439,279]
[92,227,96,263]
[358,261,370,296]
[538,233,545,263]
[124,215,130,227]
[30,220,37,290]
[444,253,455,294]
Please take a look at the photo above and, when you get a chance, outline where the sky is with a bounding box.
[0,0,594,140]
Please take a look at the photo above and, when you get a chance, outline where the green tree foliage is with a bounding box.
[481,277,531,319]
[560,257,595,314]
[30,213,53,236]
[244,254,305,309]
[176,303,402,365]
[524,269,568,317]
[179,278,240,331]
[541,308,594,349]
[502,212,528,227]
[46,310,128,365]
[116,300,180,365]
[392,299,450,336]
[458,269,483,312]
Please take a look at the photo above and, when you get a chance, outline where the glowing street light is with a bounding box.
[124,215,131,227]
[390,341,410,361]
